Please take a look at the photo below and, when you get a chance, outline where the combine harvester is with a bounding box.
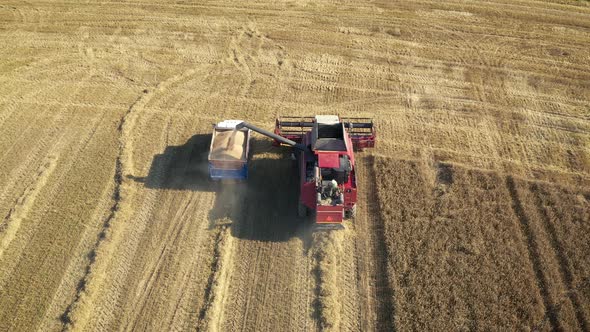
[209,115,375,229]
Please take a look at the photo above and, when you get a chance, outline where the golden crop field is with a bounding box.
[0,0,589,331]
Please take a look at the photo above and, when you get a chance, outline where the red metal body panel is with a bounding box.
[316,205,344,223]
[299,131,317,211]
[351,135,376,150]
[343,184,357,209]
[300,178,316,209]
[318,153,340,168]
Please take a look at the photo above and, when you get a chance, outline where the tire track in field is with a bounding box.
[252,243,276,330]
[165,206,216,331]
[0,154,57,259]
[355,156,396,331]
[62,68,198,330]
[119,114,215,331]
[38,161,115,331]
[531,183,589,331]
[0,54,100,221]
[338,225,362,332]
[0,108,82,290]
[0,87,24,130]
[59,89,158,329]
[62,116,170,331]
[0,107,108,330]
[59,99,136,329]
[289,229,316,332]
[217,155,311,331]
[238,243,270,331]
[112,78,209,331]
[150,191,216,332]
[123,192,196,331]
[0,105,57,189]
[14,2,46,32]
[114,103,233,330]
[505,176,559,331]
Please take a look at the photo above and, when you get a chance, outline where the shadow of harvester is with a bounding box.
[128,134,307,242]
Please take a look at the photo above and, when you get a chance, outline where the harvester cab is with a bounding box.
[230,115,375,229]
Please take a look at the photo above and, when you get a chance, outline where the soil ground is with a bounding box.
[0,0,589,331]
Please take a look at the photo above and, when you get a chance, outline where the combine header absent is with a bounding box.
[215,115,375,229]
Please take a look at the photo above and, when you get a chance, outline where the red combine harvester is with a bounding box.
[235,115,375,229]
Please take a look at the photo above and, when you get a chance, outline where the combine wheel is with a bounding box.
[298,200,308,217]
[345,204,357,219]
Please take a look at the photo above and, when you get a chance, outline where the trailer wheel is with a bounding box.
[298,201,308,217]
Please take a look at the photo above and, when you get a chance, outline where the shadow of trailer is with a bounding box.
[128,134,309,243]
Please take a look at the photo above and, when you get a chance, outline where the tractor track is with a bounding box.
[0,106,63,218]
[38,165,115,332]
[289,229,316,332]
[122,190,210,332]
[124,196,195,330]
[505,176,560,331]
[59,100,136,330]
[356,156,396,331]
[217,154,319,331]
[63,66,200,330]
[531,183,589,331]
[337,225,363,332]
[0,154,57,260]
[0,108,108,330]
[120,123,226,331]
[0,108,93,288]
[60,86,163,330]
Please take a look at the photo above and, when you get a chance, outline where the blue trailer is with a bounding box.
[208,120,251,180]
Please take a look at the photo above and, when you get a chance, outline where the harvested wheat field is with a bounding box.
[0,0,589,331]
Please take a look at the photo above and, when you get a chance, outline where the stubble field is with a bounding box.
[0,0,589,331]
